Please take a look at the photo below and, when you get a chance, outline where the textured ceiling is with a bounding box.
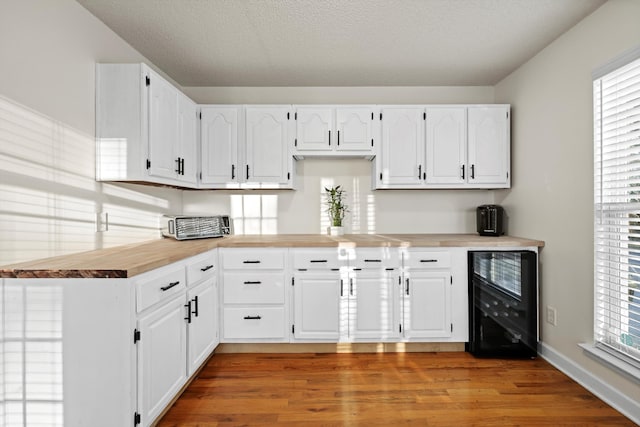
[76,0,605,87]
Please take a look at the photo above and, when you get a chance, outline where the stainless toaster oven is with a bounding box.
[162,215,232,240]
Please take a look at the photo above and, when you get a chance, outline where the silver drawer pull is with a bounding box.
[243,315,262,320]
[243,281,262,284]
[160,281,180,291]
[200,265,214,272]
[243,260,261,264]
[420,259,438,263]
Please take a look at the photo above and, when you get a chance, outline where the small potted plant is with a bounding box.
[325,185,348,236]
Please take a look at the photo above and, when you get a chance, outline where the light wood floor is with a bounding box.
[157,352,634,426]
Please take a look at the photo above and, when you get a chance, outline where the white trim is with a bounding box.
[538,342,640,424]
[582,343,640,381]
[592,44,640,79]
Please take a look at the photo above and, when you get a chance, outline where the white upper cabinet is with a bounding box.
[375,104,510,189]
[467,106,511,187]
[293,106,377,158]
[200,106,241,188]
[295,107,333,152]
[96,65,509,192]
[245,106,294,187]
[200,105,295,189]
[425,107,466,185]
[176,93,198,185]
[96,63,198,188]
[336,107,376,152]
[378,107,425,186]
[148,70,178,181]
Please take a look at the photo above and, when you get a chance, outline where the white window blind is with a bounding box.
[594,49,640,369]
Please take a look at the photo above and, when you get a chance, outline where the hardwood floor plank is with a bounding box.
[157,352,635,426]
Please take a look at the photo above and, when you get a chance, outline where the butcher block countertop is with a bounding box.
[0,234,544,279]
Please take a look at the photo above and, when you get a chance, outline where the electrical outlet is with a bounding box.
[96,212,109,232]
[546,306,557,326]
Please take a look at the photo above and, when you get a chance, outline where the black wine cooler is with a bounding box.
[467,250,538,358]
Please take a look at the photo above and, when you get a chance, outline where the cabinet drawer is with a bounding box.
[223,272,285,304]
[186,252,216,287]
[222,249,286,270]
[351,248,401,270]
[136,264,186,313]
[404,251,451,269]
[223,307,286,340]
[292,249,344,270]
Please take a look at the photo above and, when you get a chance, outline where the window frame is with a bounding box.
[593,44,640,375]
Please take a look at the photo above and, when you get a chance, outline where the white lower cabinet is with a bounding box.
[292,271,344,340]
[2,244,481,427]
[223,306,287,340]
[137,296,188,427]
[402,271,452,339]
[135,250,219,427]
[290,248,401,342]
[401,248,468,342]
[187,277,218,375]
[220,248,289,342]
[349,269,401,340]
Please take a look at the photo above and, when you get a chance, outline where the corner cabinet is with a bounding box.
[96,63,198,187]
[1,250,220,427]
[374,104,510,189]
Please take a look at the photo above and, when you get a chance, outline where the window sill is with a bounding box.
[579,343,640,384]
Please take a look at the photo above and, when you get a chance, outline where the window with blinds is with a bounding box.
[594,49,640,369]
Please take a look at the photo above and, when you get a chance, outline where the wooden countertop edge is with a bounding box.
[0,234,544,279]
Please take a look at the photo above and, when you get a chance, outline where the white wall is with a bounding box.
[183,86,497,234]
[0,0,182,264]
[494,0,640,404]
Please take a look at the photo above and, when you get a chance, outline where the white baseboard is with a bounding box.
[539,342,640,424]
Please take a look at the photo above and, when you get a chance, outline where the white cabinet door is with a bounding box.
[296,107,333,151]
[245,106,292,185]
[148,69,179,181]
[293,272,343,341]
[187,278,218,375]
[176,94,198,185]
[200,106,240,186]
[403,271,452,339]
[336,107,374,152]
[467,106,510,186]
[96,63,199,188]
[426,107,466,184]
[350,271,401,340]
[137,296,188,427]
[380,107,425,186]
